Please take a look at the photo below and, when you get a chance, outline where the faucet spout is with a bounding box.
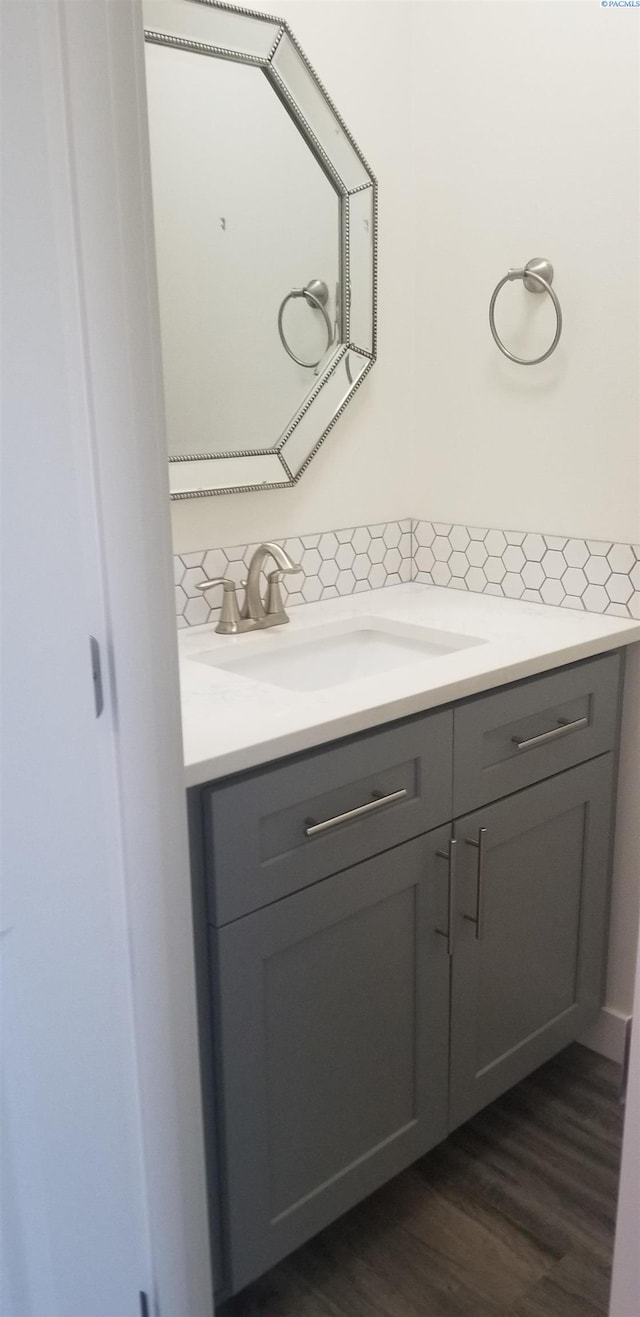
[245,542,302,625]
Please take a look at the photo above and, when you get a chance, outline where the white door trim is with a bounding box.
[2,1,212,1311]
[57,3,213,1312]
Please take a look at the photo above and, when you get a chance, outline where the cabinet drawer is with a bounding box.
[204,710,453,924]
[453,652,622,815]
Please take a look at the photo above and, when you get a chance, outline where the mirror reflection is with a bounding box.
[143,0,376,496]
[146,45,340,457]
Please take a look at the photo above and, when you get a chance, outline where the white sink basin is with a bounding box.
[192,617,483,692]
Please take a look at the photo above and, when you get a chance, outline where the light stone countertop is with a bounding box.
[178,583,640,787]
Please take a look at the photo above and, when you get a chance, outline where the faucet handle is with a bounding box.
[267,564,302,582]
[196,575,235,594]
[196,577,252,634]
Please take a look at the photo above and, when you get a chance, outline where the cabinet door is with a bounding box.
[449,755,615,1131]
[213,828,451,1294]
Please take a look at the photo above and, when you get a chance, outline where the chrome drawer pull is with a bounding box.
[304,788,408,837]
[435,838,457,957]
[511,715,588,752]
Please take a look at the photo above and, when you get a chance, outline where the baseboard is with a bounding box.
[579,1007,632,1064]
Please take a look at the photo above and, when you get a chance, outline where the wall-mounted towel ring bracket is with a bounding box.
[489,257,562,365]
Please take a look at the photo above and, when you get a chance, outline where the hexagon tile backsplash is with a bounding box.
[174,518,639,627]
[174,520,413,628]
[413,521,639,620]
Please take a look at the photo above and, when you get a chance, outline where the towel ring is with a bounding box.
[489,258,562,365]
[277,279,333,369]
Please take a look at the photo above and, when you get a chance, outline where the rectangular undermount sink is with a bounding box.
[191,618,483,692]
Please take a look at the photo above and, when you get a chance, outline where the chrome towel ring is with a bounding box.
[489,257,562,365]
[277,279,333,369]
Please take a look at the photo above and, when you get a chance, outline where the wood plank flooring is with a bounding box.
[219,1045,624,1317]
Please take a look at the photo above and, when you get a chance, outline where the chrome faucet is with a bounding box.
[197,542,302,634]
[244,542,302,627]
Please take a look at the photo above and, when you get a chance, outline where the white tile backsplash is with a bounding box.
[414,521,639,620]
[174,519,639,626]
[174,520,413,627]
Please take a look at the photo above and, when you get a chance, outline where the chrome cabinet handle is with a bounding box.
[511,715,588,752]
[435,838,457,957]
[464,827,487,941]
[304,788,407,837]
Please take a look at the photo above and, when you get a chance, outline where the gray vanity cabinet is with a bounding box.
[195,650,623,1298]
[448,753,616,1131]
[212,826,451,1295]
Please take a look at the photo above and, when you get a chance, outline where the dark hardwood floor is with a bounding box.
[220,1045,624,1317]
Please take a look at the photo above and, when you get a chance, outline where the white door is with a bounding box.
[1,3,212,1314]
[1,4,152,1313]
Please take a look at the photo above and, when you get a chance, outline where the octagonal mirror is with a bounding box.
[142,0,377,497]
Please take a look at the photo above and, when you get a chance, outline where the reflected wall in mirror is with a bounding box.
[143,0,377,497]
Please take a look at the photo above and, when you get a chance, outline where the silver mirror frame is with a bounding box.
[144,0,377,498]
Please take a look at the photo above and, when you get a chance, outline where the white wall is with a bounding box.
[169,0,639,555]
[411,0,639,543]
